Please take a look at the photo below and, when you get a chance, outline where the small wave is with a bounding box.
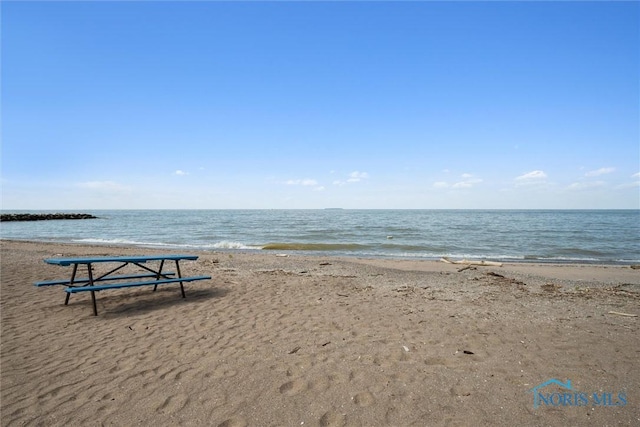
[211,241,257,250]
[379,243,433,251]
[522,253,615,264]
[524,253,602,262]
[75,238,199,249]
[74,238,258,251]
[67,239,637,264]
[262,242,368,251]
[75,238,152,246]
[555,248,606,257]
[534,256,602,263]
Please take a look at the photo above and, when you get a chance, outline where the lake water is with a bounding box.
[1,210,638,264]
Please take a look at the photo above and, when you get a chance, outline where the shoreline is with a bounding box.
[2,238,638,267]
[2,240,639,426]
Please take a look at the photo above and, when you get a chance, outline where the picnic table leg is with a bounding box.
[153,259,165,292]
[64,264,78,306]
[175,260,186,298]
[90,291,98,316]
[88,263,98,316]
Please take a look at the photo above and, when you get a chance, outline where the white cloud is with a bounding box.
[567,181,605,191]
[516,170,547,181]
[585,167,615,177]
[434,176,483,189]
[452,178,483,189]
[174,170,189,176]
[514,171,549,188]
[452,181,473,189]
[615,174,640,189]
[286,179,318,186]
[333,171,369,185]
[284,178,324,192]
[615,181,640,189]
[347,171,369,182]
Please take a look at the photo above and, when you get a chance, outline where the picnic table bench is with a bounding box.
[35,254,211,315]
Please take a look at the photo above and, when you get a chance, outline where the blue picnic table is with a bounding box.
[35,254,211,315]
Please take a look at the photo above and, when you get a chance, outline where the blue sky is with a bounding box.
[2,1,638,209]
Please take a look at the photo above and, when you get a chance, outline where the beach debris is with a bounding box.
[441,257,503,267]
[463,350,474,355]
[485,272,505,278]
[319,262,332,266]
[541,283,562,292]
[201,258,220,267]
[337,293,349,297]
[402,345,410,352]
[607,311,638,317]
[322,341,331,347]
[289,346,301,354]
[394,285,417,295]
[482,272,527,289]
[457,265,476,273]
[630,265,640,270]
[386,236,393,239]
[276,254,289,257]
[258,269,298,276]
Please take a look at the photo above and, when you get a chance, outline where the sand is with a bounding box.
[1,240,639,426]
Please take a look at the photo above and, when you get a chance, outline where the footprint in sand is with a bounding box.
[424,356,454,366]
[449,384,473,397]
[217,416,248,427]
[308,375,331,392]
[353,391,375,407]
[278,379,306,396]
[327,371,350,384]
[156,394,189,414]
[319,410,347,427]
[212,366,239,379]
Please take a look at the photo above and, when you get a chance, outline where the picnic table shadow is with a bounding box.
[65,286,230,317]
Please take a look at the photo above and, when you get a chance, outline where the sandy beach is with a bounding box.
[1,240,639,426]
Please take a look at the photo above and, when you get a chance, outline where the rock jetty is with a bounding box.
[0,213,98,222]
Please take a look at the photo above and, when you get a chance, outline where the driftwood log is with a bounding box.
[440,257,503,267]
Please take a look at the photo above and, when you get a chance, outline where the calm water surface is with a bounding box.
[1,210,638,264]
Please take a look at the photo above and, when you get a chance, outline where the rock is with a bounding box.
[0,213,98,222]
